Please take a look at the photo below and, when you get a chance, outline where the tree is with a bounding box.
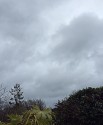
[0,84,7,107]
[0,84,9,122]
[53,87,103,125]
[24,99,46,110]
[0,84,8,110]
[9,84,24,107]
[0,84,6,99]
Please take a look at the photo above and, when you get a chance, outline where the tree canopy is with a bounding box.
[53,87,103,125]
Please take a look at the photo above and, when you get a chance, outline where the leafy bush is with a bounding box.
[21,105,53,125]
[0,105,53,125]
[8,114,22,125]
[53,87,103,125]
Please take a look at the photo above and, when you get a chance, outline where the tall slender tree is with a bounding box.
[9,83,24,107]
[0,84,7,110]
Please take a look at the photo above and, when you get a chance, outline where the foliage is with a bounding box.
[21,105,53,125]
[0,121,6,125]
[8,114,22,125]
[24,99,46,110]
[9,84,24,106]
[0,105,53,125]
[9,84,24,107]
[0,94,46,122]
[0,83,53,124]
[0,84,7,110]
[53,87,103,125]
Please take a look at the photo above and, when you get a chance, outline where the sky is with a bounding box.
[0,0,103,106]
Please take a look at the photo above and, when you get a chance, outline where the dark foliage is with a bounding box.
[53,87,103,125]
[0,99,46,123]
[0,84,7,109]
[24,99,46,110]
[0,84,46,123]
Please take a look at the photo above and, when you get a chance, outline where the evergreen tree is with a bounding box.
[9,84,24,107]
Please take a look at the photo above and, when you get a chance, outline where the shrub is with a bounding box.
[53,87,103,125]
[0,105,53,125]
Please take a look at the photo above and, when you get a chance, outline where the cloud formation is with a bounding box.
[35,14,103,105]
[0,0,103,106]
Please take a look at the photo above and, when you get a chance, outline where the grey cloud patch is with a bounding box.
[52,14,103,61]
[23,59,100,106]
[34,14,103,105]
[0,0,45,41]
[0,0,103,107]
[3,13,103,106]
[50,14,103,80]
[0,0,48,87]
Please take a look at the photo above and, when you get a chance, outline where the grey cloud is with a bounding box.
[0,0,43,41]
[33,14,103,105]
[23,59,100,106]
[3,13,103,106]
[50,14,103,80]
[0,0,103,107]
[0,0,47,87]
[52,14,103,62]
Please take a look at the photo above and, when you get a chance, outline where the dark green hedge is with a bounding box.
[53,87,103,125]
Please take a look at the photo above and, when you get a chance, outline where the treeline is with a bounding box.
[0,83,46,122]
[1,84,103,125]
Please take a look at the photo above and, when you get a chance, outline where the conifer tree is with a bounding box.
[9,84,24,107]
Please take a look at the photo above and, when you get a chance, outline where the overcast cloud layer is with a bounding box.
[0,0,103,106]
